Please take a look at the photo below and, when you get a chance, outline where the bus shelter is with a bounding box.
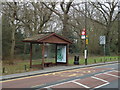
[23,32,72,69]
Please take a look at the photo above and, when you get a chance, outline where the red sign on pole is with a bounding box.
[81,28,86,35]
[81,28,86,39]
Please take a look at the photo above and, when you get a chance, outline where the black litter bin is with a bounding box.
[74,56,79,65]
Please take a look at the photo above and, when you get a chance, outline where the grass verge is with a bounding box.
[2,56,118,75]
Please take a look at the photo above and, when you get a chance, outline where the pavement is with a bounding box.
[1,61,118,81]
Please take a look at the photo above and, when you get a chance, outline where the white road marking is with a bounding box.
[44,78,83,88]
[104,73,120,78]
[91,76,109,83]
[91,76,109,89]
[94,70,118,76]
[44,78,90,88]
[94,82,109,89]
[44,80,73,88]
[72,81,90,88]
[31,84,45,88]
[43,70,119,89]
[94,73,104,76]
[96,70,120,78]
[45,76,110,89]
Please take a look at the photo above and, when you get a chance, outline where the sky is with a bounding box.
[1,0,119,3]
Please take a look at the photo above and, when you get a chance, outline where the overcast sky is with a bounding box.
[1,0,119,3]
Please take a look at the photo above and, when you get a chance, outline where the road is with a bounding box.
[1,63,119,90]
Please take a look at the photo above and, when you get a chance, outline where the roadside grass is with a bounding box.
[2,56,118,75]
[2,58,56,75]
[68,56,118,65]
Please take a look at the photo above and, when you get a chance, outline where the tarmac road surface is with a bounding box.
[1,63,119,90]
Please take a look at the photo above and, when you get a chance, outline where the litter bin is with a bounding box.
[74,55,79,65]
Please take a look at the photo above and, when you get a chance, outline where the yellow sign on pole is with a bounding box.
[86,35,88,44]
[86,39,88,44]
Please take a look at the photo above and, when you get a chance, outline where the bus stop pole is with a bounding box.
[85,1,88,65]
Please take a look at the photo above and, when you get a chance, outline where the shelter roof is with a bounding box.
[23,32,72,44]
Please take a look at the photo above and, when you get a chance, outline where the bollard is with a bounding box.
[3,67,5,73]
[24,65,27,71]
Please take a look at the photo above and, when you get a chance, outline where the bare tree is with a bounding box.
[2,1,22,60]
[90,1,118,55]
[42,0,74,37]
[2,1,55,61]
[18,2,55,36]
[73,1,118,55]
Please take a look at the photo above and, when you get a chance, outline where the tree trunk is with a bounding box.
[10,28,15,59]
[62,14,69,37]
[105,25,111,56]
[8,28,16,62]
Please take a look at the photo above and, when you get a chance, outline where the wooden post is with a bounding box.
[66,44,69,66]
[30,43,32,68]
[42,43,45,69]
[55,44,57,65]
